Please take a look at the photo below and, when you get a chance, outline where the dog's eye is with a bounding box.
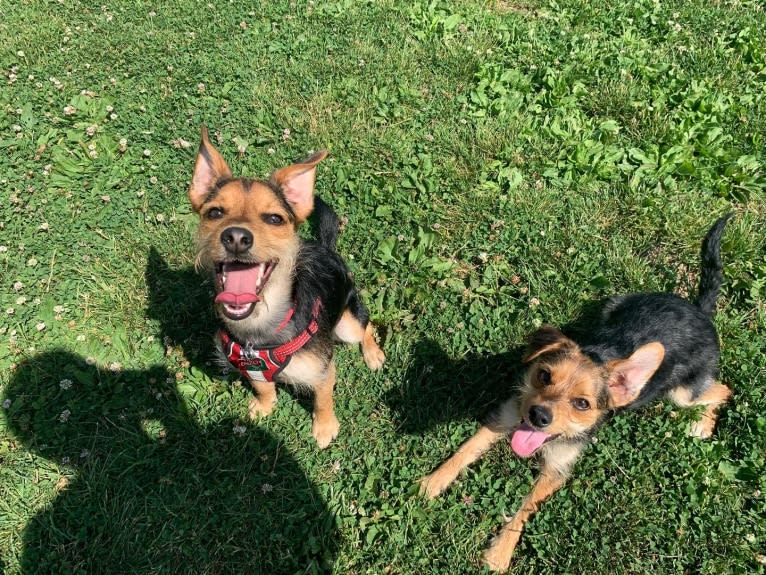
[571,398,591,411]
[206,207,224,220]
[537,368,551,386]
[262,214,285,226]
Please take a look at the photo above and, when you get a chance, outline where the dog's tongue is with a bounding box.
[215,263,262,306]
[511,422,551,458]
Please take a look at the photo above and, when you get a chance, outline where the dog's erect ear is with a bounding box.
[523,325,577,363]
[270,150,328,223]
[606,342,665,408]
[189,126,232,213]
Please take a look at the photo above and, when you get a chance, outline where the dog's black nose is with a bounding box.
[221,227,253,255]
[528,405,552,428]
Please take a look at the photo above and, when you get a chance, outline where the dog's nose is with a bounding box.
[528,405,552,428]
[220,227,253,255]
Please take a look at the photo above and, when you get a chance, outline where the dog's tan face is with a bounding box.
[510,326,665,458]
[188,126,327,327]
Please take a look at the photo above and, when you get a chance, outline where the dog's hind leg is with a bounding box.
[668,382,731,439]
[334,294,385,371]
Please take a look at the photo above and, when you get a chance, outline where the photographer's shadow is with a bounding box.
[4,351,338,574]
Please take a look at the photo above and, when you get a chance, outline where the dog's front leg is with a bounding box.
[421,398,520,498]
[420,425,507,498]
[482,466,566,572]
[311,361,340,449]
[248,379,277,418]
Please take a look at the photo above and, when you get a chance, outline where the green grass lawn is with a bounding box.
[1,0,765,573]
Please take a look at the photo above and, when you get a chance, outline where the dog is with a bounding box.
[421,214,733,572]
[188,126,385,448]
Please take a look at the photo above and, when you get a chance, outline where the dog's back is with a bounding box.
[585,214,732,407]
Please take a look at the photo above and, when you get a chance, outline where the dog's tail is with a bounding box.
[313,196,340,251]
[696,212,733,316]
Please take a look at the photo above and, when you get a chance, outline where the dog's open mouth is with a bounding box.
[214,260,277,320]
[510,422,559,458]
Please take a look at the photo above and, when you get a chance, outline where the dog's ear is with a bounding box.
[270,150,328,223]
[189,126,232,212]
[523,325,577,363]
[606,342,665,408]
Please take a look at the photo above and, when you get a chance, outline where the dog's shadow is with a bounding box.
[145,247,219,374]
[386,339,526,434]
[387,303,607,434]
[3,351,338,574]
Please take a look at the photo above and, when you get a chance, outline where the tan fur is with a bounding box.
[667,382,731,438]
[483,465,567,572]
[334,311,385,371]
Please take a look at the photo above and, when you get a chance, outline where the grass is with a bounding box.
[1,0,765,573]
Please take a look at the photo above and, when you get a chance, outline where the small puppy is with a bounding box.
[188,127,385,448]
[421,214,733,572]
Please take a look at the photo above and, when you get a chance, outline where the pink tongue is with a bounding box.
[215,263,262,305]
[510,423,551,458]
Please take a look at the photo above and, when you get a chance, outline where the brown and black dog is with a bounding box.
[421,214,732,571]
[188,127,385,448]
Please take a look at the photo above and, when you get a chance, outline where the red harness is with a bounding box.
[220,298,322,383]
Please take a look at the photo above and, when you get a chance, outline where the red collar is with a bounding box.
[220,298,322,383]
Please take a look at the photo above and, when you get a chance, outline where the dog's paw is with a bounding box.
[363,346,386,371]
[419,472,451,499]
[248,396,276,419]
[689,418,714,439]
[482,542,512,573]
[312,415,340,449]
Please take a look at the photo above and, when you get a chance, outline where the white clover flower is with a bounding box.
[60,379,73,390]
[63,105,76,115]
[36,322,46,331]
[233,424,247,435]
[59,409,71,422]
[2,399,11,409]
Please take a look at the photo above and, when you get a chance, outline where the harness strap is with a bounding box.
[221,297,323,383]
[272,297,322,363]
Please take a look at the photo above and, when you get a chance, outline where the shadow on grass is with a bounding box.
[385,338,527,434]
[3,351,338,574]
[145,247,219,373]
